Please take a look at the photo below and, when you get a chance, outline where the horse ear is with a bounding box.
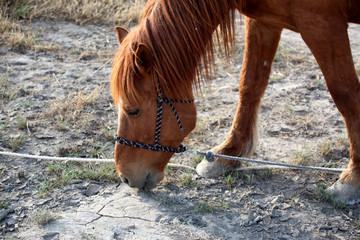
[135,43,153,74]
[115,26,128,44]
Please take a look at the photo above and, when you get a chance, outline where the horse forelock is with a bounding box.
[111,0,238,106]
[111,32,139,107]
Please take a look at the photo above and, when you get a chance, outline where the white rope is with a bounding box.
[195,150,346,173]
[167,163,195,171]
[0,151,194,171]
[0,150,346,173]
[0,151,113,163]
[234,165,288,171]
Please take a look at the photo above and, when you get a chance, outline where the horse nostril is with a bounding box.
[120,176,129,185]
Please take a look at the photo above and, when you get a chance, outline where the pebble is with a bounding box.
[0,209,9,222]
[42,232,60,240]
[65,71,80,79]
[35,134,55,139]
[66,199,80,207]
[36,199,51,206]
[271,196,284,204]
[85,184,101,197]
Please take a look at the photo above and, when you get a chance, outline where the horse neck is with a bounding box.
[141,0,238,100]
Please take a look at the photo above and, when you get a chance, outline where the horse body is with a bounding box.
[111,0,360,202]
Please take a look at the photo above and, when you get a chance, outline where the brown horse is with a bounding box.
[111,0,360,203]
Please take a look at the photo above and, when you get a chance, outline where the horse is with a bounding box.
[110,0,360,203]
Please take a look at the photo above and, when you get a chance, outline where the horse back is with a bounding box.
[238,0,360,30]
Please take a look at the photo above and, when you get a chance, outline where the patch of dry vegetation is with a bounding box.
[0,77,18,104]
[0,0,146,50]
[42,85,104,123]
[0,9,34,50]
[1,0,146,25]
[0,7,62,51]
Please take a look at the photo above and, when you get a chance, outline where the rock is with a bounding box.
[0,209,9,222]
[8,57,35,66]
[17,169,25,179]
[85,184,101,197]
[35,134,55,140]
[42,232,60,240]
[65,71,80,79]
[271,196,284,204]
[66,199,80,207]
[17,89,26,97]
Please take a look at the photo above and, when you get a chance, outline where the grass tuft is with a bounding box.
[7,133,24,151]
[190,154,204,168]
[180,172,197,188]
[16,114,27,130]
[292,147,315,166]
[194,201,215,214]
[0,78,18,103]
[223,172,238,188]
[38,161,118,195]
[33,210,59,226]
[0,199,10,209]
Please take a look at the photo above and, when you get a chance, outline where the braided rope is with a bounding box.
[115,135,187,153]
[115,82,194,153]
[166,98,195,104]
[155,97,164,145]
[163,98,184,132]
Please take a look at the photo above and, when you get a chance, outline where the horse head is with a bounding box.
[111,26,197,189]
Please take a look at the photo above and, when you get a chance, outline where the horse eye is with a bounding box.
[125,108,141,117]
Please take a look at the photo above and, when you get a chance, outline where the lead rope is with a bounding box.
[0,149,345,173]
[193,149,345,173]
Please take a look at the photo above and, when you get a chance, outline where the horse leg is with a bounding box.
[196,17,282,177]
[297,15,360,204]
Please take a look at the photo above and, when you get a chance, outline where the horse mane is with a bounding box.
[111,0,238,106]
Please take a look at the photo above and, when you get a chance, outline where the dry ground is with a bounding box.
[1,1,360,239]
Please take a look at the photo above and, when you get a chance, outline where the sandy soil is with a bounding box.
[1,19,360,239]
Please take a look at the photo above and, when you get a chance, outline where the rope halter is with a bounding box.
[114,84,194,153]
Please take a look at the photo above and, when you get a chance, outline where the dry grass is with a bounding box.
[0,12,32,50]
[0,0,146,50]
[42,85,103,122]
[1,0,146,25]
[0,10,61,51]
[318,140,332,157]
[292,147,316,166]
[0,77,18,103]
[33,210,59,226]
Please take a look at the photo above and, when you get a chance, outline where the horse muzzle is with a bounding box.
[120,171,163,189]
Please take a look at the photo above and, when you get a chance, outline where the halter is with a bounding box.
[114,84,194,153]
